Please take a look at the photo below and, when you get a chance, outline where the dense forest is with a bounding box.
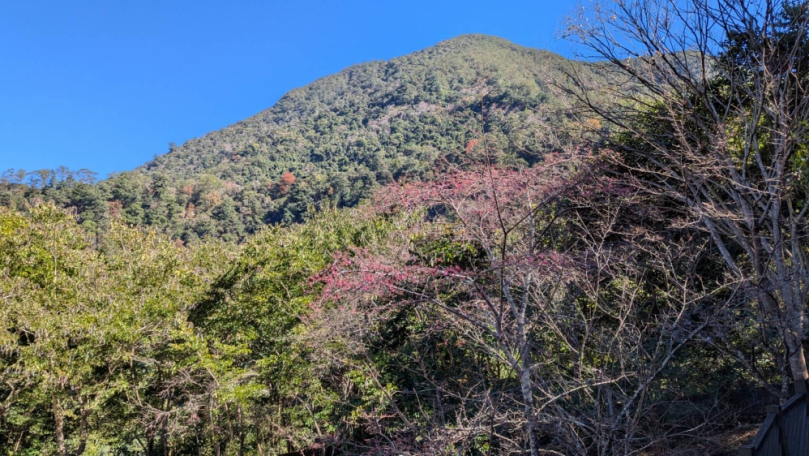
[2,0,809,455]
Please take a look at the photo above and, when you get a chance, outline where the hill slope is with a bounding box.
[142,35,579,179]
[2,35,599,242]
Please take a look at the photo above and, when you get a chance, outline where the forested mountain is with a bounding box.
[4,6,805,452]
[140,34,578,180]
[1,35,601,242]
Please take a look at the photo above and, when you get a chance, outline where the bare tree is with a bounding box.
[561,0,809,385]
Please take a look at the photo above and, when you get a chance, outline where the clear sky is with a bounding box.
[0,0,578,178]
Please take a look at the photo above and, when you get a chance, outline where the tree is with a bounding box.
[316,153,717,455]
[189,207,392,454]
[280,171,296,186]
[563,0,809,386]
[0,205,232,454]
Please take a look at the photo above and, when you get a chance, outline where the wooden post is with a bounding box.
[770,404,788,456]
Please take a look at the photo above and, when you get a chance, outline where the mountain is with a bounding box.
[141,34,580,178]
[1,35,601,242]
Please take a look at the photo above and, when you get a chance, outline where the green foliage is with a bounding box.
[0,204,393,455]
[188,207,393,452]
[0,205,231,454]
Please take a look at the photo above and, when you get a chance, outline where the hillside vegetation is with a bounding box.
[1,35,599,242]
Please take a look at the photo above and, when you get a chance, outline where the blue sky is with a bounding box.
[0,0,577,178]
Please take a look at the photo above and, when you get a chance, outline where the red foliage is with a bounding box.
[315,151,589,309]
[375,152,576,237]
[280,171,296,185]
[464,138,480,154]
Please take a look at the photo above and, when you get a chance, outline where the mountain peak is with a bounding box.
[436,33,516,47]
[430,34,563,60]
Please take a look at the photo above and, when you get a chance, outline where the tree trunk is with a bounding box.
[759,284,808,381]
[53,396,67,456]
[518,364,540,456]
[238,405,245,456]
[77,394,89,455]
[161,416,169,456]
[785,324,808,381]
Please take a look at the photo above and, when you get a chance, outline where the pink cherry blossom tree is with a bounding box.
[313,147,720,455]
